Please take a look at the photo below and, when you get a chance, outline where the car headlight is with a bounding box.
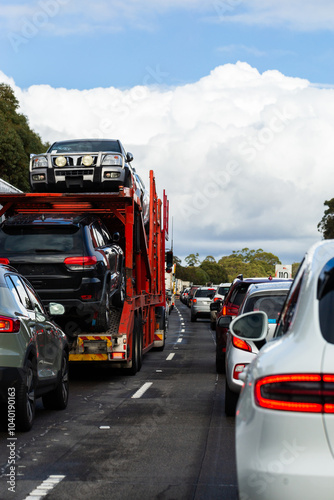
[102,154,122,166]
[55,156,67,167]
[82,155,94,166]
[32,156,48,169]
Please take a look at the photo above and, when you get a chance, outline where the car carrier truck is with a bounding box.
[0,170,169,375]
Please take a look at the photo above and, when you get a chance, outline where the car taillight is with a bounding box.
[232,336,252,352]
[255,374,334,413]
[64,256,97,270]
[214,297,221,302]
[0,316,20,333]
[0,258,10,265]
[192,299,197,304]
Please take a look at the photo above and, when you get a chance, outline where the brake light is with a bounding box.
[214,297,221,302]
[64,256,97,270]
[232,336,252,352]
[222,305,227,315]
[0,258,10,265]
[192,299,197,304]
[255,374,334,413]
[0,316,20,333]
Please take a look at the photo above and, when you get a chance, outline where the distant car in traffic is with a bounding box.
[233,240,334,499]
[215,276,292,373]
[190,286,217,322]
[222,281,291,416]
[0,264,68,431]
[29,138,135,192]
[210,282,231,329]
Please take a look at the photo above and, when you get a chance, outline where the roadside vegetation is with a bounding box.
[0,83,48,192]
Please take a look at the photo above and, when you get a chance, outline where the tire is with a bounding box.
[225,378,239,417]
[42,351,69,410]
[113,271,125,309]
[191,314,196,322]
[95,292,111,332]
[16,358,36,432]
[137,316,143,371]
[216,351,225,374]
[128,316,139,376]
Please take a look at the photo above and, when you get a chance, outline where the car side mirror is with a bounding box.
[113,232,120,242]
[126,152,133,163]
[217,315,233,328]
[230,311,268,341]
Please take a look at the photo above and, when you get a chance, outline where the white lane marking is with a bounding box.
[177,338,183,343]
[166,353,175,360]
[131,382,153,399]
[24,475,65,499]
[181,328,185,332]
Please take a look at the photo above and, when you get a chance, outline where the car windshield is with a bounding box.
[217,286,230,295]
[48,140,121,154]
[0,226,84,254]
[243,293,287,321]
[195,289,216,298]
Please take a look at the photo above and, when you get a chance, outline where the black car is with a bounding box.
[29,138,134,192]
[0,213,124,338]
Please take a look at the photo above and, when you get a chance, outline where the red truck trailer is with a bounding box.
[0,170,169,375]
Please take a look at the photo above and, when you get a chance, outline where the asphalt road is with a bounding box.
[0,300,238,500]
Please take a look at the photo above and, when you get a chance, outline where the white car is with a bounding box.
[223,281,292,416]
[232,240,334,500]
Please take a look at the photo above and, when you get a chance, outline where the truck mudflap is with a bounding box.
[69,333,128,362]
[153,306,166,349]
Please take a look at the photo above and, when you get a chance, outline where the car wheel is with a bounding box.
[95,292,111,332]
[210,320,216,330]
[113,271,125,308]
[42,351,69,410]
[191,313,196,322]
[216,351,225,374]
[16,358,36,432]
[225,378,239,417]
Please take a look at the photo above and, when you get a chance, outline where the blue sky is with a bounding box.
[1,0,334,90]
[1,1,334,266]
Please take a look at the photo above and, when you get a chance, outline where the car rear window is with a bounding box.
[0,226,83,254]
[195,289,216,298]
[217,286,230,295]
[243,293,287,321]
[318,257,334,344]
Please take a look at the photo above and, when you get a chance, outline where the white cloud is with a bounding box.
[2,61,333,265]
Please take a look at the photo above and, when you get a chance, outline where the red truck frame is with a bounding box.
[0,170,169,375]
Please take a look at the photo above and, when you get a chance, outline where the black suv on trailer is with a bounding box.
[0,213,124,338]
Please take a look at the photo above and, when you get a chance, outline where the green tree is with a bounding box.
[200,260,228,284]
[219,248,281,282]
[184,253,200,267]
[0,83,47,192]
[318,199,334,239]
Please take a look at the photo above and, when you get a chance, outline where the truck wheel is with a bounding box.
[95,292,111,332]
[128,316,139,375]
[42,351,69,410]
[16,358,36,432]
[137,316,143,371]
[225,378,238,417]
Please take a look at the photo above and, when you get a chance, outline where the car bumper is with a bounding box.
[236,389,334,500]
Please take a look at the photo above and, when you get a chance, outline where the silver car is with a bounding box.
[210,282,231,329]
[30,138,134,192]
[222,280,292,416]
[190,286,217,322]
